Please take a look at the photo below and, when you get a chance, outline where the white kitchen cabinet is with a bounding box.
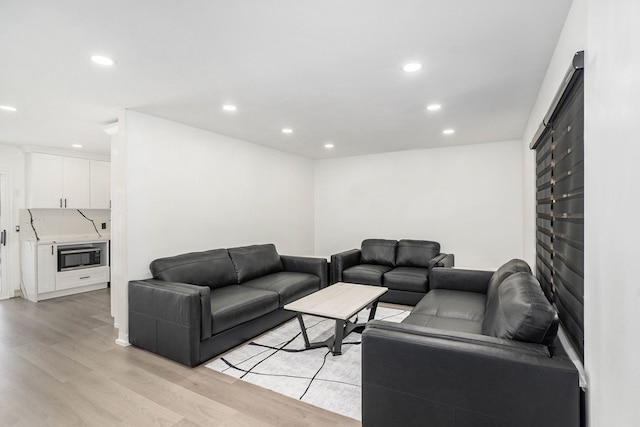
[36,243,56,293]
[26,153,107,209]
[27,154,64,208]
[56,266,110,291]
[90,160,111,208]
[20,240,110,302]
[62,157,91,208]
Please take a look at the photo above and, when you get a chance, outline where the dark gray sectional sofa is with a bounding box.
[128,244,327,367]
[361,259,580,427]
[332,239,454,305]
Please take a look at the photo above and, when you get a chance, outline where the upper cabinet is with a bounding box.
[27,153,65,208]
[61,156,91,208]
[90,160,111,209]
[26,153,110,209]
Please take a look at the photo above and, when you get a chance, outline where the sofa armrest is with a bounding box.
[429,267,493,294]
[362,321,579,427]
[280,255,328,288]
[128,279,211,367]
[330,249,361,283]
[427,253,455,270]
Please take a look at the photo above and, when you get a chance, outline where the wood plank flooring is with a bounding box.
[0,290,360,426]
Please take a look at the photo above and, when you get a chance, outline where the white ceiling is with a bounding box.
[0,0,573,159]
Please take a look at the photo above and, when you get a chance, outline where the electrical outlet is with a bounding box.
[101,223,107,230]
[15,225,20,232]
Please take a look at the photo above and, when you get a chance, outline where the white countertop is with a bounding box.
[24,235,111,244]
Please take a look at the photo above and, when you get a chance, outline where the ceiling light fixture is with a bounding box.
[222,105,237,112]
[72,144,83,148]
[282,128,294,134]
[402,62,422,73]
[427,104,442,111]
[442,129,455,135]
[90,55,115,66]
[324,143,334,149]
[0,105,18,112]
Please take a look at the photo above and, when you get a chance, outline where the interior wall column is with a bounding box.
[104,113,129,346]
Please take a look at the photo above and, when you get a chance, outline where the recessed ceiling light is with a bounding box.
[324,143,334,149]
[72,144,83,148]
[90,55,115,66]
[0,105,18,112]
[427,104,442,111]
[402,62,422,73]
[282,128,294,134]
[222,105,237,112]
[442,129,455,135]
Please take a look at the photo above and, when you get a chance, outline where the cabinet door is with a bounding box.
[90,160,111,208]
[37,244,56,293]
[62,157,90,208]
[28,154,64,208]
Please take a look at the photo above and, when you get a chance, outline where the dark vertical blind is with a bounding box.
[532,54,584,360]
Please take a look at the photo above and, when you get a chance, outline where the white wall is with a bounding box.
[111,111,316,341]
[584,0,640,425]
[521,0,587,267]
[522,0,640,424]
[0,144,25,296]
[314,140,523,268]
[123,111,315,280]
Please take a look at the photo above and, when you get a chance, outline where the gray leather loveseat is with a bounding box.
[128,244,327,366]
[361,259,580,427]
[332,239,454,305]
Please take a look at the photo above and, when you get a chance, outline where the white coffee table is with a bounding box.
[284,282,388,355]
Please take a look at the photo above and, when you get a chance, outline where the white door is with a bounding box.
[0,173,11,300]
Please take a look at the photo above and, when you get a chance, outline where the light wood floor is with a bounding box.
[0,289,360,426]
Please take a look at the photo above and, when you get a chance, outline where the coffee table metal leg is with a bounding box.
[333,320,345,355]
[297,314,311,348]
[368,300,380,321]
[295,300,382,355]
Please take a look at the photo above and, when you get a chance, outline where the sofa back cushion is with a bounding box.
[361,239,397,267]
[150,249,237,290]
[482,272,559,345]
[486,259,531,301]
[228,244,284,283]
[396,240,440,268]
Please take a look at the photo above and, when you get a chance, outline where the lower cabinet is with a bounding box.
[56,266,110,291]
[21,240,110,302]
[36,244,56,293]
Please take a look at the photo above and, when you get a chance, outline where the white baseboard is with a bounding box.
[115,333,130,347]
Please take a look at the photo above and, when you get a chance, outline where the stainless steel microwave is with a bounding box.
[58,247,101,271]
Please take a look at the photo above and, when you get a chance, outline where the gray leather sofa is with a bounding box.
[361,259,580,427]
[128,244,327,367]
[331,239,454,305]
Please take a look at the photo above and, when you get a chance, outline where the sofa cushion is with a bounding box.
[411,289,487,322]
[361,239,397,267]
[482,272,559,345]
[396,240,440,268]
[343,264,393,286]
[150,249,237,290]
[209,285,279,334]
[241,272,320,307]
[402,313,482,335]
[228,244,284,283]
[383,267,429,293]
[486,258,532,301]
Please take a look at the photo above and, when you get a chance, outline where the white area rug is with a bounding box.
[205,307,408,421]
